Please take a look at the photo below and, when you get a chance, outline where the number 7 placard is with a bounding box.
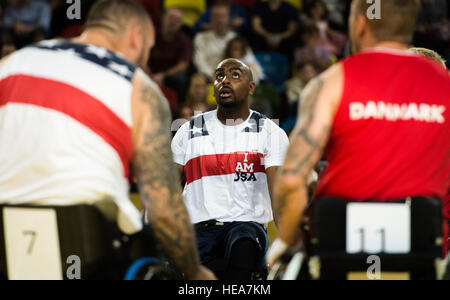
[3,207,63,280]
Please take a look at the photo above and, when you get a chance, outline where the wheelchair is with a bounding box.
[0,202,180,280]
[301,196,447,280]
[204,256,268,281]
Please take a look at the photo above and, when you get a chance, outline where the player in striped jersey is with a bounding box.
[0,0,214,280]
[172,58,289,279]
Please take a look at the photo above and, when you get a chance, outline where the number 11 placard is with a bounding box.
[346,203,411,254]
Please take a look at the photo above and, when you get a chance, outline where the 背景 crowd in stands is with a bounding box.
[0,0,448,130]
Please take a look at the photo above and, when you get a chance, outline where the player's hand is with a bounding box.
[267,238,290,266]
[190,265,217,280]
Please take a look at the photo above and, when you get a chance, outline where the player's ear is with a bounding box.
[355,14,368,42]
[249,81,256,96]
[128,25,144,60]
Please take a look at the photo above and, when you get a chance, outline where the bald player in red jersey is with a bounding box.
[268,0,450,263]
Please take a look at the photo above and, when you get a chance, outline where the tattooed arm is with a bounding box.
[131,70,215,280]
[272,64,344,247]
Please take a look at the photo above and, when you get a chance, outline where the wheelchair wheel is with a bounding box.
[124,258,184,280]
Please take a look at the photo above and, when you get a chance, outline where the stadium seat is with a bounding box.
[206,83,217,105]
[0,203,168,280]
[284,0,302,10]
[306,197,445,280]
[256,0,302,10]
[255,52,289,92]
[164,0,206,27]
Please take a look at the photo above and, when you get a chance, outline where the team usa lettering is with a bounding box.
[234,153,258,182]
[234,172,257,182]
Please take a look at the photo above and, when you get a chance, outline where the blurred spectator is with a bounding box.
[3,0,51,48]
[176,102,208,133]
[320,0,350,32]
[149,7,191,101]
[134,0,162,28]
[178,105,194,122]
[232,0,257,11]
[304,0,347,56]
[193,3,236,80]
[194,0,248,35]
[414,0,449,58]
[294,24,332,73]
[0,31,16,58]
[184,73,210,111]
[191,101,208,114]
[250,0,299,59]
[224,36,265,83]
[164,0,206,29]
[284,62,317,105]
[417,0,448,33]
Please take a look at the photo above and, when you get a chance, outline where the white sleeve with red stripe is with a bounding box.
[263,120,290,169]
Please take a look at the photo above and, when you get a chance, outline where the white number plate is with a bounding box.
[346,203,411,254]
[3,207,63,280]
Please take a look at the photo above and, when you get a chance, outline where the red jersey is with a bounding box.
[316,48,450,202]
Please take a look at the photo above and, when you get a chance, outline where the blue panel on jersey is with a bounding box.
[189,114,209,139]
[243,112,267,133]
[29,40,137,82]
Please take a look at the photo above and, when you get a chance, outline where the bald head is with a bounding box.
[217,58,254,82]
[85,0,153,34]
[350,0,420,53]
[82,0,154,67]
[410,47,447,68]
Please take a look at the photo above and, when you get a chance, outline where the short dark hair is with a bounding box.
[85,0,152,33]
[353,0,420,44]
